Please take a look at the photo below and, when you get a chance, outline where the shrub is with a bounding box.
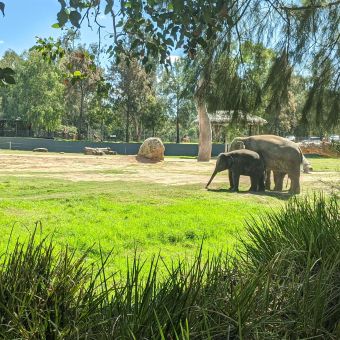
[0,195,339,339]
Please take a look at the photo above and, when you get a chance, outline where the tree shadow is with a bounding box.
[252,190,292,200]
[206,188,292,200]
[206,188,231,193]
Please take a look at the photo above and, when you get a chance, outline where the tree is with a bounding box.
[0,50,64,132]
[159,58,196,143]
[0,2,15,87]
[141,95,167,137]
[62,47,103,138]
[48,1,339,156]
[108,57,157,142]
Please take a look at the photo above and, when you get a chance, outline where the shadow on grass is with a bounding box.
[206,188,292,200]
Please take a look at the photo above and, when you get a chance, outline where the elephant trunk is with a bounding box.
[206,170,218,188]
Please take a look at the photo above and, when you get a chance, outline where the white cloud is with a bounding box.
[0,40,4,44]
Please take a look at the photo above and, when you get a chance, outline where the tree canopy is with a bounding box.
[46,0,339,159]
[0,1,339,150]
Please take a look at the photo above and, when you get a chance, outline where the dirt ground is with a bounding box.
[0,152,339,193]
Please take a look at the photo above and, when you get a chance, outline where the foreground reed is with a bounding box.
[0,195,339,339]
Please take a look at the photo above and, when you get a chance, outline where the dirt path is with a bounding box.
[0,152,339,192]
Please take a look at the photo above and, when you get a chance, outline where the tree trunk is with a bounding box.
[78,83,85,139]
[125,105,130,143]
[196,78,212,162]
[176,97,180,143]
[133,116,142,141]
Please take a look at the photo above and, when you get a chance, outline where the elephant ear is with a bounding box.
[230,155,234,163]
[226,154,234,168]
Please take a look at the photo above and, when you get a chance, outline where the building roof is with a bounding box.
[208,110,267,126]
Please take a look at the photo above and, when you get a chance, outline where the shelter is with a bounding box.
[207,110,267,142]
[209,110,267,134]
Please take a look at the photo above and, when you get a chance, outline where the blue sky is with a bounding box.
[0,0,108,57]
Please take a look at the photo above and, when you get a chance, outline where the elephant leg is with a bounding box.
[231,172,240,192]
[273,172,285,191]
[265,170,271,190]
[228,170,234,190]
[258,172,265,192]
[289,172,300,194]
[249,176,258,192]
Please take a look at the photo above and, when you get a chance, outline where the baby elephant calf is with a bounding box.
[206,149,265,192]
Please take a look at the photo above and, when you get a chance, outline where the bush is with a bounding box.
[54,125,78,140]
[330,140,340,154]
[0,195,339,339]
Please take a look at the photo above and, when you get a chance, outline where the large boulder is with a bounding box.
[138,137,165,162]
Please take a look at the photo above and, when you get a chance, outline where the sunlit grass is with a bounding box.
[0,177,280,270]
[305,156,340,172]
[0,153,338,271]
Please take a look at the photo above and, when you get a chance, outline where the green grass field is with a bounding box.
[0,178,278,269]
[305,156,340,171]
[0,152,339,271]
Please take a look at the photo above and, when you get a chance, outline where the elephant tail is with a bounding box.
[298,146,304,164]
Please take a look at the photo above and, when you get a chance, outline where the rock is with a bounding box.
[84,147,113,156]
[138,137,165,162]
[33,148,48,152]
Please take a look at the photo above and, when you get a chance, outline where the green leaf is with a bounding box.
[4,75,15,84]
[73,70,82,77]
[105,0,113,14]
[173,0,184,11]
[70,0,79,8]
[52,23,61,29]
[69,10,81,28]
[165,38,174,47]
[0,2,5,16]
[57,9,69,27]
[3,67,15,75]
[58,0,66,8]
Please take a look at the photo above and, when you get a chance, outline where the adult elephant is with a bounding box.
[229,135,303,194]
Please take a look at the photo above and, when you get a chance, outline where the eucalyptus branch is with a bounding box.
[281,1,340,11]
[265,0,288,23]
[235,22,244,66]
[234,0,252,26]
[110,9,119,45]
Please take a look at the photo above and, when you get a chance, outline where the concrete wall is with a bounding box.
[0,137,226,157]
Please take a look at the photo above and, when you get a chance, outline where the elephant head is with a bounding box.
[302,156,313,173]
[229,138,246,151]
[206,153,233,188]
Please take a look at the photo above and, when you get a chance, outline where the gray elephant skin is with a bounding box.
[230,135,303,194]
[266,155,312,191]
[206,149,265,192]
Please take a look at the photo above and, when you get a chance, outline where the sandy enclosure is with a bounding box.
[0,152,339,191]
